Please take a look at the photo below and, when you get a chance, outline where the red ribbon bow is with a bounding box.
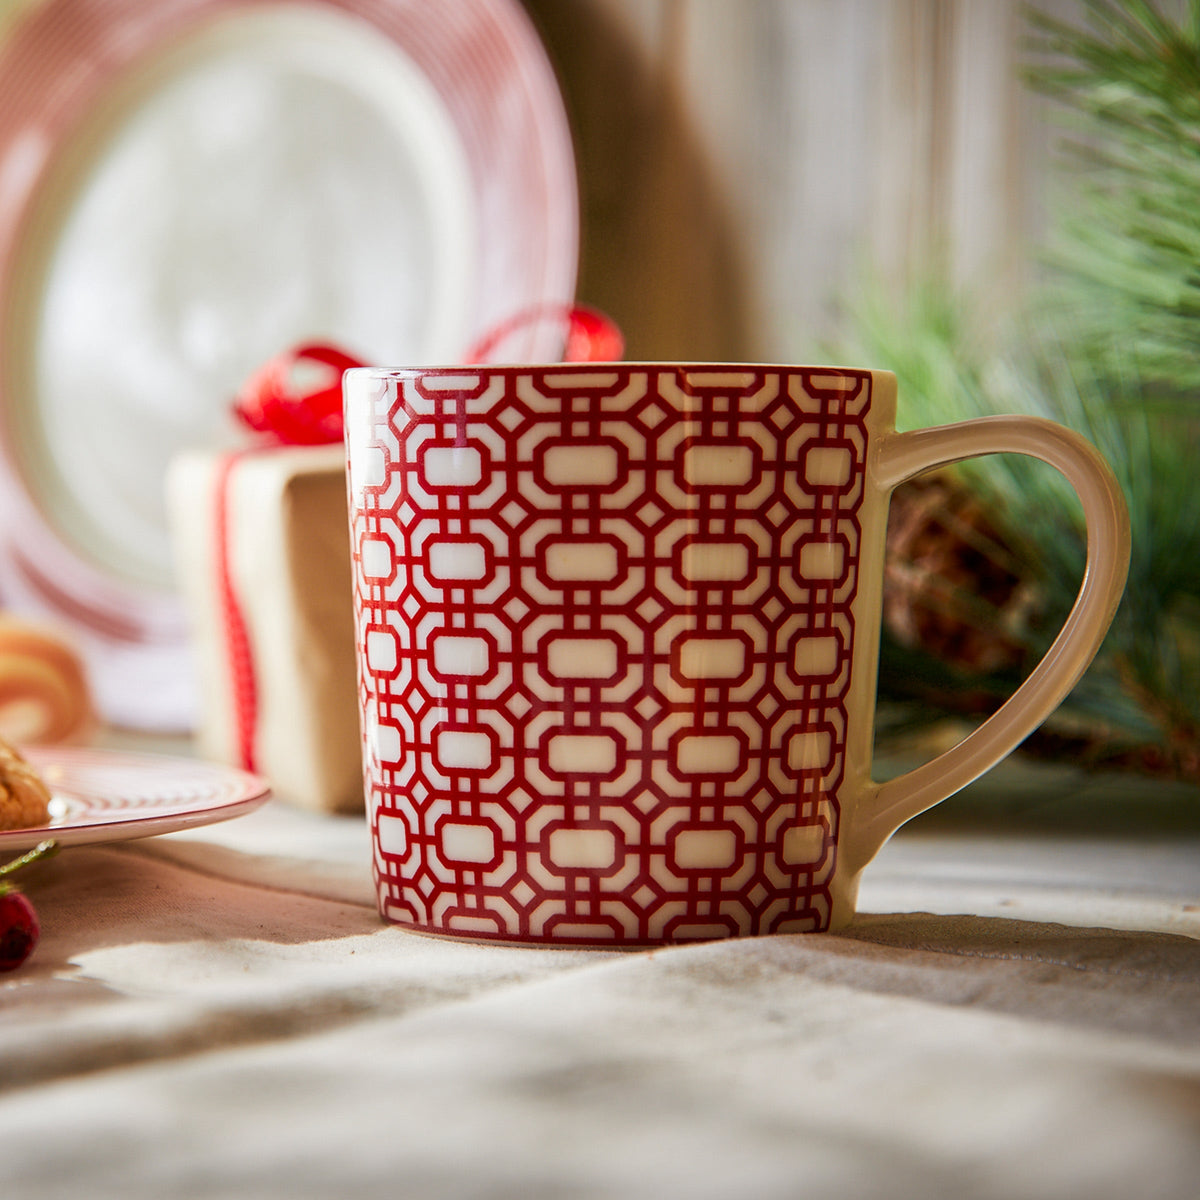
[231,305,624,446]
[232,342,361,446]
[218,304,623,773]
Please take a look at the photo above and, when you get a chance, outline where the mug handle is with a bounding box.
[844,414,1131,872]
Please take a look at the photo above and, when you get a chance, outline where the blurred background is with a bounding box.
[529,0,1200,786]
[526,0,1059,362]
[1,0,1197,797]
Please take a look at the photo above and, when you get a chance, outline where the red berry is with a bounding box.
[0,889,39,972]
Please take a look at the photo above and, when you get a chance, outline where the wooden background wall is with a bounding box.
[523,0,1082,363]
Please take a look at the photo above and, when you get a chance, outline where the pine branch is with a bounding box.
[830,2,1200,781]
[1024,0,1200,392]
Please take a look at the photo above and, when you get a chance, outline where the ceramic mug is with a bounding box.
[344,364,1129,945]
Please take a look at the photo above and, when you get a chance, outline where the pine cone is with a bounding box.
[883,471,1038,676]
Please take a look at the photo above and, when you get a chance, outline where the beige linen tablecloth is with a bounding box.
[2,756,1198,1200]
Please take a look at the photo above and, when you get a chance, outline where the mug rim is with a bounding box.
[343,361,893,378]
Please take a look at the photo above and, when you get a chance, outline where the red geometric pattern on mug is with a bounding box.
[351,366,872,943]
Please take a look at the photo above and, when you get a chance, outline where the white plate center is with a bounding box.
[24,4,474,585]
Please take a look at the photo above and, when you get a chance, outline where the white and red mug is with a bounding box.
[344,364,1129,945]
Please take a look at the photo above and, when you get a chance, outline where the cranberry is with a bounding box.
[0,889,39,972]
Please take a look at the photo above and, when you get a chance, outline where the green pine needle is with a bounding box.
[829,1,1200,779]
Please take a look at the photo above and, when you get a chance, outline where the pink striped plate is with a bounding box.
[0,0,578,730]
[1,746,270,852]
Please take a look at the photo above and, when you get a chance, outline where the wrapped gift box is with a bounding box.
[166,445,363,814]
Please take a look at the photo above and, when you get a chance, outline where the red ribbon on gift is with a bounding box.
[462,303,625,367]
[232,342,361,446]
[231,305,623,447]
[216,304,623,773]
